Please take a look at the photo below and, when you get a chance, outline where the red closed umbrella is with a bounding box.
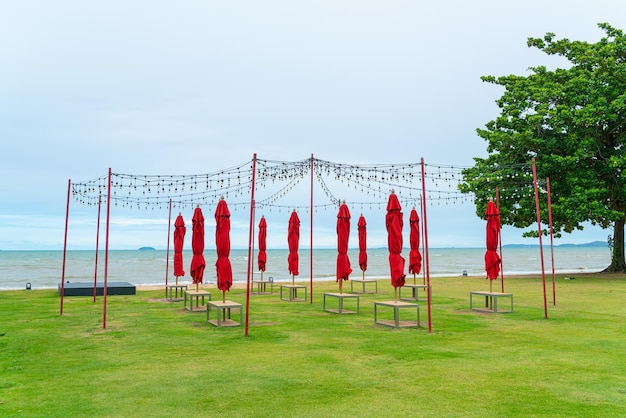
[485,200,502,290]
[408,208,422,284]
[190,206,206,291]
[173,213,186,282]
[336,201,352,293]
[215,197,233,300]
[358,215,367,279]
[386,191,406,298]
[287,210,300,284]
[258,216,267,278]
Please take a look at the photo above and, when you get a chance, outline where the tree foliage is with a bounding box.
[460,23,626,271]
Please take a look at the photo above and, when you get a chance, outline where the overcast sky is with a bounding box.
[1,1,624,250]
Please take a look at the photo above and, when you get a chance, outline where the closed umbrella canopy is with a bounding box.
[408,208,422,276]
[336,202,352,282]
[386,192,406,288]
[190,206,206,285]
[258,216,267,272]
[215,197,233,292]
[485,200,502,280]
[287,210,300,277]
[358,215,367,274]
[173,213,186,278]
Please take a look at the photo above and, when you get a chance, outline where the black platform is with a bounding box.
[58,282,136,296]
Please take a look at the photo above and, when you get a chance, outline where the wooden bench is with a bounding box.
[166,284,187,301]
[252,276,274,295]
[280,284,307,302]
[470,291,513,313]
[399,284,430,302]
[350,279,378,294]
[207,300,243,327]
[184,289,211,312]
[323,293,360,314]
[374,300,420,328]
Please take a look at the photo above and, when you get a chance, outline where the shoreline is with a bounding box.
[2,246,610,291]
[5,271,624,292]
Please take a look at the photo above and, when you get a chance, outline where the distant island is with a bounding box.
[502,241,607,248]
[138,247,156,251]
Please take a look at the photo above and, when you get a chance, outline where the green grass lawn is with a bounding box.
[1,274,625,417]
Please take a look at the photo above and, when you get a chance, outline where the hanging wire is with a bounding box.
[71,157,532,212]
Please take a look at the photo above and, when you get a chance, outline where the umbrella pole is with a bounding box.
[260,271,263,282]
[490,279,493,293]
[222,290,226,303]
[413,273,416,285]
[292,273,294,285]
[339,279,343,294]
[394,287,398,302]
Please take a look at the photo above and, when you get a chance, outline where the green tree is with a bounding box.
[460,23,626,271]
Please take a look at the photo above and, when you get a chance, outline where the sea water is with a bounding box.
[0,246,611,290]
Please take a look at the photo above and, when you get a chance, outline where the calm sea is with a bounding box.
[0,246,611,290]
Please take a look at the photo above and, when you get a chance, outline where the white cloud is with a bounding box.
[0,0,622,250]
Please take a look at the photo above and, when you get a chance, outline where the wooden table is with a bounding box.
[252,279,274,295]
[374,300,420,328]
[350,279,378,294]
[207,300,243,327]
[166,284,188,301]
[184,289,211,312]
[399,284,430,302]
[280,284,307,302]
[323,293,360,314]
[470,291,513,313]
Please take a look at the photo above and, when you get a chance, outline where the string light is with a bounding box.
[71,158,533,212]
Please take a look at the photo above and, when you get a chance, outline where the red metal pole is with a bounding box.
[310,154,314,304]
[420,158,432,333]
[547,178,556,306]
[165,198,172,297]
[60,179,71,316]
[532,158,548,319]
[93,194,102,303]
[496,187,504,293]
[103,168,112,329]
[420,197,426,286]
[248,207,256,288]
[245,154,257,337]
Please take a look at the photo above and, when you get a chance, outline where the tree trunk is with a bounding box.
[605,218,626,272]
